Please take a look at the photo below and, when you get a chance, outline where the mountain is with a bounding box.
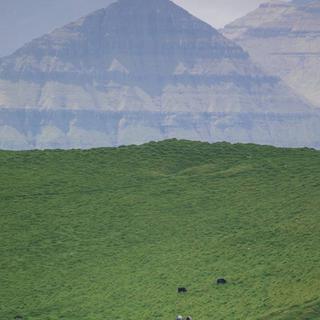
[222,0,320,109]
[1,140,320,320]
[0,0,114,57]
[0,0,319,150]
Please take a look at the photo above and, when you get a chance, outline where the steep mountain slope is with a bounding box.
[0,0,114,57]
[0,0,293,113]
[222,0,320,109]
[0,0,319,150]
[1,140,320,320]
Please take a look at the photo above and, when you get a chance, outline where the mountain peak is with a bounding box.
[222,0,320,109]
[0,0,318,150]
[0,0,247,96]
[116,0,170,6]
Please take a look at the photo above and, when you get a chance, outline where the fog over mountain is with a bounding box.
[223,0,320,109]
[0,0,319,150]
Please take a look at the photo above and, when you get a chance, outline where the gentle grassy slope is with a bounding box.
[1,140,320,320]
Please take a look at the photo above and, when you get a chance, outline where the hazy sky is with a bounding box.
[0,0,285,57]
[174,0,276,28]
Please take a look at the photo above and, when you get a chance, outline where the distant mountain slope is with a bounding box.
[1,140,320,319]
[222,0,320,109]
[0,0,319,150]
[0,0,114,57]
[0,0,298,113]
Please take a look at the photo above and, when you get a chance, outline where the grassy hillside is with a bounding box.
[1,140,320,320]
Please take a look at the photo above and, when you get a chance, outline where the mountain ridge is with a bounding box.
[222,0,320,109]
[0,0,319,150]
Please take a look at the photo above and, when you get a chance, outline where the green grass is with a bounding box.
[1,139,320,320]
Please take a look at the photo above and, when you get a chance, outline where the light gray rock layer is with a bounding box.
[1,108,320,150]
[223,0,320,109]
[0,0,319,149]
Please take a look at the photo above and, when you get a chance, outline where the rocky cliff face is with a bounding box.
[0,0,318,150]
[222,0,320,109]
[1,108,320,150]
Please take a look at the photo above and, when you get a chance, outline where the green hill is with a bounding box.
[1,140,320,320]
